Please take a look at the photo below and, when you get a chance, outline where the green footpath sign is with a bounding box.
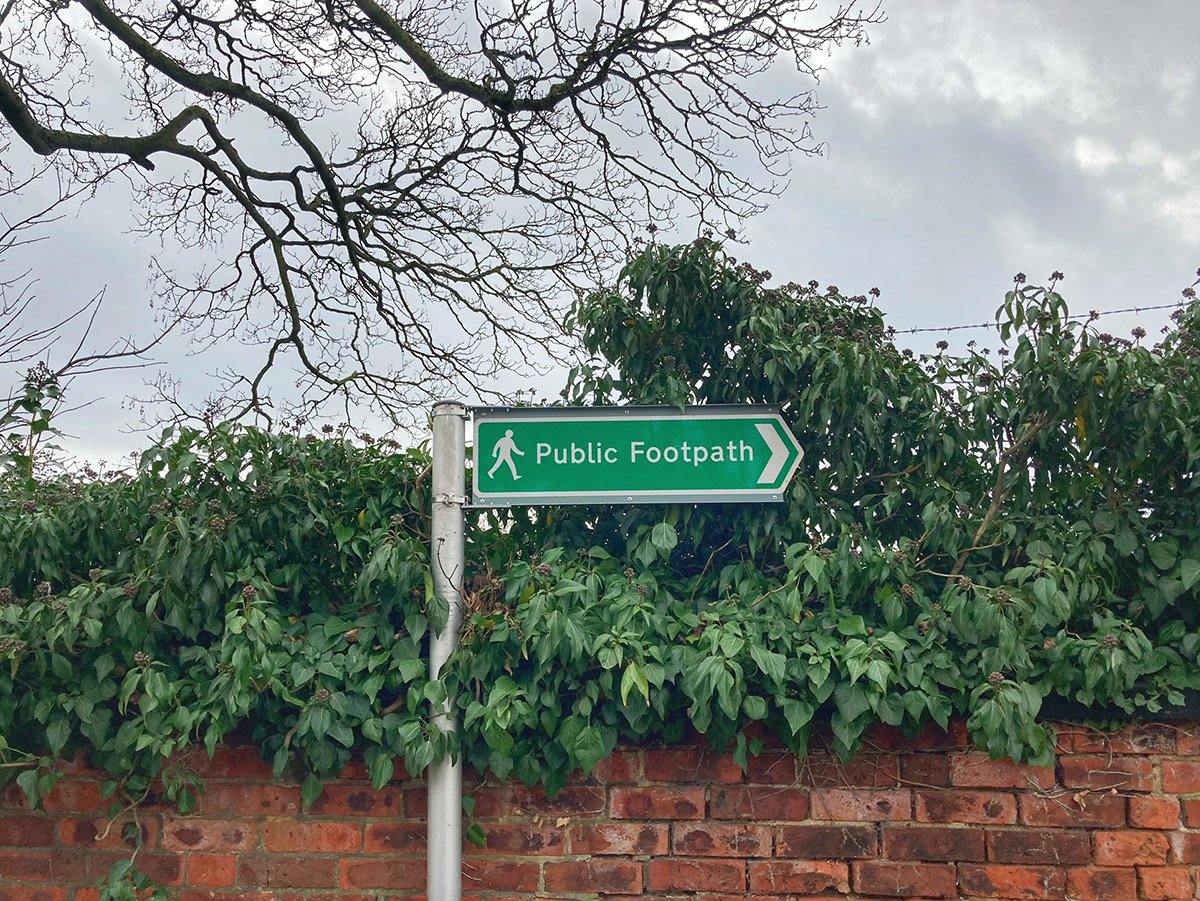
[472,405,803,506]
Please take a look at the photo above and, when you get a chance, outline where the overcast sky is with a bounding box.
[5,1,1198,464]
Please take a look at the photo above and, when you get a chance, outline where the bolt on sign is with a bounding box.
[472,405,803,506]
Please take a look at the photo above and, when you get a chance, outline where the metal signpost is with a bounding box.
[427,403,802,901]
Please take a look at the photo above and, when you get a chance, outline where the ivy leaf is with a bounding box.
[300,773,324,810]
[620,661,650,705]
[1181,558,1200,591]
[650,522,678,552]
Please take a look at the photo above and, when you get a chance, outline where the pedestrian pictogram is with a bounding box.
[487,428,525,480]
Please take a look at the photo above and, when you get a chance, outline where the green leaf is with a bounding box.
[650,522,678,552]
[300,774,324,810]
[1181,558,1200,591]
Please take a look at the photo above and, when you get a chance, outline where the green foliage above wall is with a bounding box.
[3,240,1199,818]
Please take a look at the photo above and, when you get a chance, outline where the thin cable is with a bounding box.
[891,300,1191,336]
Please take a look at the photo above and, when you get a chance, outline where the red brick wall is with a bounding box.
[4,721,1200,900]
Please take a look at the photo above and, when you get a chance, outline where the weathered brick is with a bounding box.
[1058,754,1152,792]
[306,784,403,817]
[709,786,809,821]
[610,786,705,819]
[340,858,425,890]
[776,824,877,859]
[0,816,56,848]
[89,850,182,885]
[591,750,641,783]
[0,890,69,901]
[648,858,745,893]
[1138,865,1194,900]
[1181,798,1200,827]
[1129,797,1181,830]
[569,823,667,856]
[809,788,911,821]
[506,785,605,817]
[644,748,743,784]
[748,860,849,894]
[958,863,1066,899]
[363,822,425,854]
[745,750,797,785]
[1093,829,1170,866]
[950,753,1055,790]
[1065,866,1136,900]
[40,781,102,814]
[986,828,1090,865]
[466,823,565,855]
[1160,759,1200,794]
[880,825,985,861]
[800,752,899,788]
[1018,793,1125,828]
[200,782,302,817]
[239,856,337,889]
[261,820,361,853]
[176,892,272,901]
[852,861,956,898]
[461,859,540,892]
[673,824,771,857]
[59,816,155,849]
[544,859,643,895]
[0,850,88,882]
[899,753,950,787]
[1170,831,1200,864]
[193,746,277,780]
[1066,724,1176,755]
[186,853,237,887]
[915,790,1017,824]
[161,818,257,852]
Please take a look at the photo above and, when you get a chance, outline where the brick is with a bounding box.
[59,816,155,849]
[1059,754,1152,792]
[467,823,564,855]
[544,860,643,895]
[506,785,605,817]
[177,893,272,901]
[648,858,745,893]
[90,850,182,885]
[709,786,809,820]
[800,752,899,788]
[340,859,425,890]
[1018,793,1125,828]
[161,818,257,852]
[776,824,877,859]
[187,853,237,887]
[673,824,771,857]
[1065,867,1136,900]
[1138,866,1193,900]
[809,788,911,821]
[461,860,540,893]
[865,720,969,751]
[363,822,426,853]
[958,863,1066,899]
[852,861,956,898]
[40,780,102,814]
[745,750,797,785]
[306,784,403,817]
[1093,830,1170,866]
[949,753,1055,790]
[199,782,302,816]
[569,823,667,856]
[591,750,640,783]
[1182,798,1200,827]
[644,748,743,784]
[239,856,337,889]
[261,820,361,853]
[1129,797,1181,830]
[610,786,705,819]
[0,850,88,882]
[0,816,56,847]
[0,890,68,901]
[748,861,849,894]
[899,754,950,787]
[1161,760,1200,794]
[1066,723,1176,755]
[1174,726,1200,754]
[193,746,276,780]
[1171,832,1200,864]
[986,829,1090,865]
[916,790,1016,824]
[881,825,985,861]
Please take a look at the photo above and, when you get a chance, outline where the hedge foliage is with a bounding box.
[3,240,1200,818]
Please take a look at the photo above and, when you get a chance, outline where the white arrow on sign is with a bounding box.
[755,422,790,484]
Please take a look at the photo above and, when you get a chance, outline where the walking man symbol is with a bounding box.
[488,429,525,480]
